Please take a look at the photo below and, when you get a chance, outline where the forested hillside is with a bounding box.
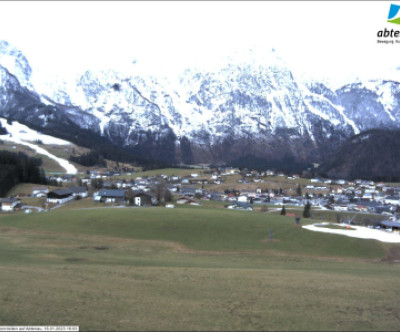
[0,151,46,196]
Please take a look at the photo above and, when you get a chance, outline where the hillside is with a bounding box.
[317,129,400,181]
[0,64,168,169]
[0,150,46,196]
[0,207,399,330]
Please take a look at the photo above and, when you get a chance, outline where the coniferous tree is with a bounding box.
[180,136,193,164]
[296,184,302,196]
[280,205,286,215]
[303,201,311,218]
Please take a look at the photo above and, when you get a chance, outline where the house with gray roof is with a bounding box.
[94,189,126,204]
[47,188,74,204]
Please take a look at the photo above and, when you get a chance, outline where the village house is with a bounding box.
[70,186,88,198]
[124,180,135,188]
[47,188,75,204]
[114,180,124,188]
[240,189,258,197]
[385,195,400,206]
[1,198,20,212]
[168,185,178,193]
[132,191,157,206]
[193,178,209,185]
[220,167,239,175]
[47,176,63,184]
[180,187,197,197]
[176,196,201,206]
[209,193,222,201]
[46,186,88,204]
[380,219,400,231]
[133,179,151,192]
[94,189,126,204]
[62,174,75,183]
[80,178,91,185]
[32,186,49,197]
[195,188,206,196]
[101,181,112,189]
[227,202,253,211]
[311,178,323,183]
[237,195,248,203]
[89,171,100,179]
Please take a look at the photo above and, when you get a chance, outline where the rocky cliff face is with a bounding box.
[1,40,399,166]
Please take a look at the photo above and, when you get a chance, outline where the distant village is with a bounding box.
[1,166,400,230]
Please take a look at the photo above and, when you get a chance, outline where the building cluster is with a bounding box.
[1,169,399,220]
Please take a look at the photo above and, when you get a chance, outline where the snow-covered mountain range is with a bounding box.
[0,40,399,167]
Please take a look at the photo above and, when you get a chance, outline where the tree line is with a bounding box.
[69,151,107,167]
[0,151,46,197]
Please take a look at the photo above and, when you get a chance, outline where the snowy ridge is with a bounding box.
[0,41,33,89]
[35,62,398,149]
[1,40,400,164]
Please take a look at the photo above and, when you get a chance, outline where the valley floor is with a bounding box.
[0,207,399,331]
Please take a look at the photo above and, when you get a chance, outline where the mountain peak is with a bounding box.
[0,40,32,88]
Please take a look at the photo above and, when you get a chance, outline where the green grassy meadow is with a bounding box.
[0,206,399,331]
[115,167,206,180]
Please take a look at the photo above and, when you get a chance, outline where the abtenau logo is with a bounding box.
[377,4,400,44]
[387,4,400,25]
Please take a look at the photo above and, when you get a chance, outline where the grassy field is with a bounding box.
[0,207,399,331]
[114,167,207,180]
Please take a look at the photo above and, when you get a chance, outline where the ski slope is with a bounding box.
[0,118,78,174]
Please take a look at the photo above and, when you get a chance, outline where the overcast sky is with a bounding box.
[0,1,399,88]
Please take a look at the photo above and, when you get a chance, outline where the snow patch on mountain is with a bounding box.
[0,118,77,174]
[375,82,398,122]
[0,118,71,145]
[337,106,360,135]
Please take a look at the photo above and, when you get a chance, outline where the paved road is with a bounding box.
[22,205,44,212]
